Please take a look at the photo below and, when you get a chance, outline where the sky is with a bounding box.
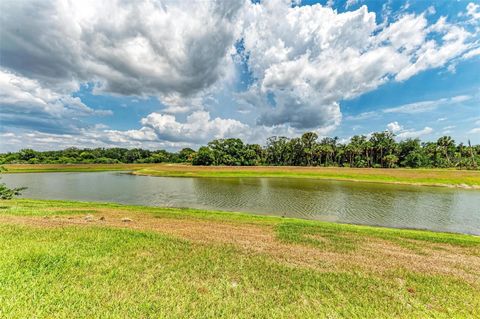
[0,0,479,152]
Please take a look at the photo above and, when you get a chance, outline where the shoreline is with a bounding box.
[132,169,480,190]
[3,163,480,189]
[2,197,479,241]
[1,198,479,317]
[2,198,480,237]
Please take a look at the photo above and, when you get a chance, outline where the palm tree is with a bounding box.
[301,132,318,166]
[370,131,395,167]
[468,139,478,169]
[437,136,455,166]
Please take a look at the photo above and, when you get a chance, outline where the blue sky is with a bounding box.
[0,0,479,151]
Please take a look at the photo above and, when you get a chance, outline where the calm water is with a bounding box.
[2,171,480,235]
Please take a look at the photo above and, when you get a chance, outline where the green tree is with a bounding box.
[208,138,246,165]
[178,148,196,163]
[301,132,318,166]
[349,135,368,167]
[287,138,305,166]
[437,136,455,167]
[398,139,427,168]
[383,154,399,168]
[319,137,337,166]
[370,131,396,167]
[0,167,26,200]
[18,149,37,162]
[192,147,214,165]
[0,131,479,168]
[265,136,290,165]
[244,144,264,166]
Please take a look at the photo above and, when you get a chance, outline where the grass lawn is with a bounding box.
[4,164,480,188]
[0,199,479,318]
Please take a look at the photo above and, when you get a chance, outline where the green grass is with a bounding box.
[2,224,476,318]
[135,167,480,188]
[0,199,479,318]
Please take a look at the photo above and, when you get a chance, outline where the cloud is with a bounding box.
[0,69,111,133]
[141,111,249,143]
[467,2,480,20]
[345,111,378,121]
[349,94,474,120]
[387,121,403,133]
[0,0,244,98]
[387,121,434,140]
[394,16,475,81]
[160,94,205,114]
[384,100,439,114]
[462,47,480,59]
[383,95,472,114]
[238,1,477,130]
[469,128,480,134]
[1,106,334,151]
[1,0,479,150]
[0,129,191,153]
[140,109,321,145]
[345,0,358,9]
[442,125,456,134]
[397,126,433,139]
[385,122,434,139]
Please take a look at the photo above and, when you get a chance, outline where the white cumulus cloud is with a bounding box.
[0,69,111,133]
[141,111,250,143]
[0,0,479,149]
[387,121,403,133]
[0,0,244,98]
[238,1,477,130]
[389,123,434,139]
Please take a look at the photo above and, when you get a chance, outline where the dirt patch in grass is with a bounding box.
[1,209,479,284]
[348,238,480,283]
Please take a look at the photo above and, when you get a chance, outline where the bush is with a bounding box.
[0,183,26,200]
[0,167,26,199]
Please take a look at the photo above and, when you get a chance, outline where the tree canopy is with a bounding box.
[1,132,479,169]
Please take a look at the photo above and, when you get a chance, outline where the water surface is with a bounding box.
[2,171,480,235]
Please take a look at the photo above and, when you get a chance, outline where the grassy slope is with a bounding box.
[4,164,480,188]
[135,166,480,188]
[0,199,479,318]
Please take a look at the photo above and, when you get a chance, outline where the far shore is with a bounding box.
[3,163,480,189]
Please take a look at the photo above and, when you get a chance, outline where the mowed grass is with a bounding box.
[0,199,479,318]
[4,164,480,188]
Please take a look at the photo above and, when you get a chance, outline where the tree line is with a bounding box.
[0,147,196,165]
[1,131,479,169]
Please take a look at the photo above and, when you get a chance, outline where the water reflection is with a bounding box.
[2,172,479,235]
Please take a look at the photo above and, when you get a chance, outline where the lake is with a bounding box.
[2,171,480,235]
